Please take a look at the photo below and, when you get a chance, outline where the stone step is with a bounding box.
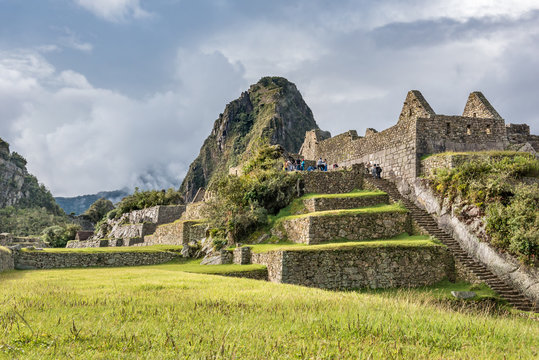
[364,176,537,312]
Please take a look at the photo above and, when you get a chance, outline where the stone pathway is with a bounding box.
[365,177,538,312]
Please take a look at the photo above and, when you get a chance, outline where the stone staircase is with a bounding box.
[365,177,538,312]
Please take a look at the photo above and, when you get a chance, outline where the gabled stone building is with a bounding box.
[299,91,538,180]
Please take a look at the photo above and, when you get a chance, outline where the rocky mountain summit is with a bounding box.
[180,77,328,201]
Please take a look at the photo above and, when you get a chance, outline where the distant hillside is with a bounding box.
[180,76,326,201]
[55,189,130,215]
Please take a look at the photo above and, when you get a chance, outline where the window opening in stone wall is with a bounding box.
[473,113,477,118]
[466,125,471,135]
[486,124,491,134]
[409,109,412,116]
[446,122,450,135]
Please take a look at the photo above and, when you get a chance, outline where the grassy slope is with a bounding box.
[0,264,537,359]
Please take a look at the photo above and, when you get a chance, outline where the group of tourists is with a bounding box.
[366,162,383,178]
[285,158,305,171]
[284,157,334,172]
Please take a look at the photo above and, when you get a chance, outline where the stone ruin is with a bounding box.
[299,90,538,180]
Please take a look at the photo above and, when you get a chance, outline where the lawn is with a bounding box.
[0,263,537,359]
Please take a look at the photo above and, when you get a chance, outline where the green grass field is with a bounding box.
[1,262,537,359]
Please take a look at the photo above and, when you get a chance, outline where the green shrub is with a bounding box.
[114,188,184,218]
[0,207,68,236]
[41,223,81,248]
[205,145,298,244]
[430,153,539,263]
[83,198,114,223]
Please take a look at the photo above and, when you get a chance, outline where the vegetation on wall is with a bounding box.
[204,145,299,245]
[110,188,184,219]
[430,153,539,263]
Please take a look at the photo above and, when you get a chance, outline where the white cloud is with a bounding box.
[201,22,327,81]
[0,49,246,196]
[74,0,151,22]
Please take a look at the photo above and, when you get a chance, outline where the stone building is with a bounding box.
[299,91,538,181]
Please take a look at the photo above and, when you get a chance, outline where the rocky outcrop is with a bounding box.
[0,137,62,214]
[180,77,323,201]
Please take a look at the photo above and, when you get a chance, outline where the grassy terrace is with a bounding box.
[280,203,407,221]
[0,246,11,254]
[302,190,386,199]
[23,244,183,254]
[0,263,537,359]
[236,234,438,254]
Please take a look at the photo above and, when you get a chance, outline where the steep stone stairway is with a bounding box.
[364,177,538,312]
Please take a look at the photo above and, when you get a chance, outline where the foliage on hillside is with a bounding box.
[109,188,184,220]
[0,207,69,236]
[204,145,299,244]
[82,198,114,223]
[180,76,321,201]
[430,153,539,263]
[16,174,65,215]
[41,223,82,248]
[0,137,68,236]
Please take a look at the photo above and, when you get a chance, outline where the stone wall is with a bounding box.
[250,251,285,282]
[416,115,506,157]
[0,233,48,248]
[396,177,539,304]
[233,246,251,265]
[14,250,179,270]
[303,193,389,212]
[299,90,523,182]
[506,123,539,151]
[141,220,207,246]
[300,165,364,194]
[124,205,186,225]
[181,202,206,221]
[251,246,454,289]
[108,223,157,240]
[281,211,410,244]
[0,247,14,272]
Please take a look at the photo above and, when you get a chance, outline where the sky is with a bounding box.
[1,0,538,197]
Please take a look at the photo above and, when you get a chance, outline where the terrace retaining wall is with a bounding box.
[281,211,411,244]
[14,250,179,270]
[251,246,454,289]
[300,165,364,194]
[303,194,389,212]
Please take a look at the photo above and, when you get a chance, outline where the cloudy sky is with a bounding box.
[1,0,538,196]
